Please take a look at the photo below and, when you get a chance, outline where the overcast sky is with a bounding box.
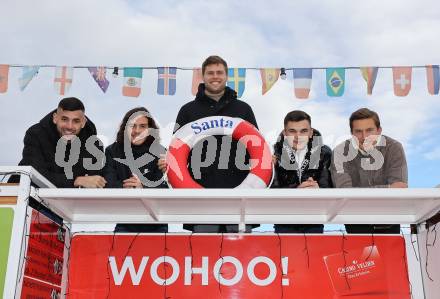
[1,0,440,187]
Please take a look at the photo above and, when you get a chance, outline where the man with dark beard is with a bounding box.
[13,97,105,188]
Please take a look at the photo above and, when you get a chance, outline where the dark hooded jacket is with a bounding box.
[272,129,332,188]
[103,141,168,188]
[13,110,104,187]
[174,84,258,188]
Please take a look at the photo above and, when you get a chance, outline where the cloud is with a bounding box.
[424,147,440,160]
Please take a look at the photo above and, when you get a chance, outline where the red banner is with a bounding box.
[67,234,410,299]
[20,209,65,299]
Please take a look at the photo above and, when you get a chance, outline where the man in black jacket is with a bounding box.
[14,97,106,188]
[159,55,258,233]
[272,110,332,233]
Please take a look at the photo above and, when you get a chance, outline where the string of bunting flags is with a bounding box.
[0,64,439,98]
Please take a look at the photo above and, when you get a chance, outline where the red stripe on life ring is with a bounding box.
[232,121,272,186]
[167,138,203,188]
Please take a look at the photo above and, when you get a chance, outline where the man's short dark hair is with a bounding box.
[202,55,228,75]
[349,108,381,132]
[284,110,311,127]
[58,97,85,112]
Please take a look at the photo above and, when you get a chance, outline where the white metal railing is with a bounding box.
[2,167,440,298]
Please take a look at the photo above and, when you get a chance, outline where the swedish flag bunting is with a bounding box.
[54,66,73,95]
[191,68,203,96]
[227,68,246,98]
[157,67,177,96]
[326,68,345,97]
[392,67,412,96]
[18,66,40,91]
[293,68,313,99]
[123,67,143,97]
[260,68,280,95]
[0,65,9,93]
[88,67,109,93]
[426,65,439,95]
[360,67,378,95]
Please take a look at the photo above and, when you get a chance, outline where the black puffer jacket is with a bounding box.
[174,84,258,188]
[272,129,332,188]
[15,110,103,187]
[103,141,168,188]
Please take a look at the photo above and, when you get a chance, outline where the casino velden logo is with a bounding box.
[337,259,376,279]
[191,117,234,134]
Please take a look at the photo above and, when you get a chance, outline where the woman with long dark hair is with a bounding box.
[103,107,168,232]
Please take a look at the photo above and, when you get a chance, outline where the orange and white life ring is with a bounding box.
[167,116,273,188]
